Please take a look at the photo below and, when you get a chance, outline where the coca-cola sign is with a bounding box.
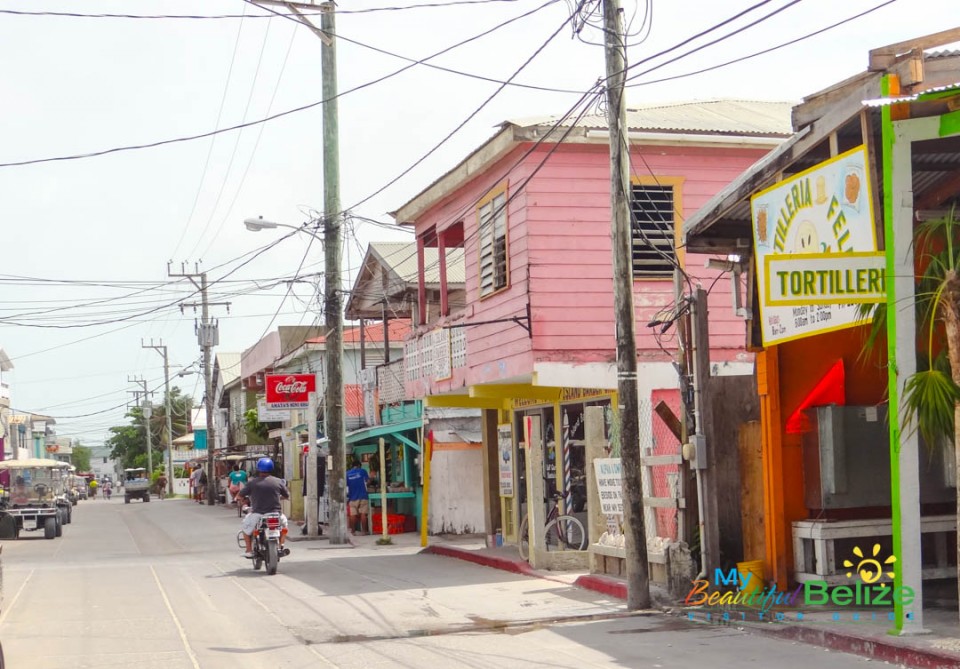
[264,373,317,409]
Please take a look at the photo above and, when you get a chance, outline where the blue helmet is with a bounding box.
[256,457,274,473]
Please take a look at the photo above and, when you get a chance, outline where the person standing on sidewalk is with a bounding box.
[346,456,370,535]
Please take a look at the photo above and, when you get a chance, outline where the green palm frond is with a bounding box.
[902,369,960,450]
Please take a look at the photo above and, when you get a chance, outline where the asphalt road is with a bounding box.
[0,495,876,668]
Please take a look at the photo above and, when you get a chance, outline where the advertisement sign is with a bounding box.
[593,458,623,516]
[765,252,886,306]
[257,399,290,422]
[264,373,317,409]
[498,424,514,497]
[751,145,878,345]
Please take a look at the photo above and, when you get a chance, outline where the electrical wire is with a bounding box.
[0,1,528,20]
[626,0,900,88]
[187,14,275,260]
[169,3,248,261]
[0,0,564,169]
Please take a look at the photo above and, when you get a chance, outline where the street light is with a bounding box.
[244,215,342,543]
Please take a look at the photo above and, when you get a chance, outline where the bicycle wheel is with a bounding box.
[544,515,586,552]
[518,515,530,561]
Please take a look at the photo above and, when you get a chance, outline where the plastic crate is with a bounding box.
[372,513,406,534]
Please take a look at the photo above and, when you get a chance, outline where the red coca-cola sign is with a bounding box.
[264,373,317,409]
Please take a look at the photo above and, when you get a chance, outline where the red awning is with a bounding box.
[785,359,846,434]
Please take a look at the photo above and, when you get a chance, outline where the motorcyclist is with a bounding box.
[237,458,290,559]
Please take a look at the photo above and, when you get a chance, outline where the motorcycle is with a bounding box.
[237,507,288,575]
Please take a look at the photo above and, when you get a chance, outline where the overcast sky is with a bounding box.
[0,0,955,448]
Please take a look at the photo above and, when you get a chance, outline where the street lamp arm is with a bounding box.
[244,216,322,241]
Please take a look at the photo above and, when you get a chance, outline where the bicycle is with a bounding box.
[518,493,586,561]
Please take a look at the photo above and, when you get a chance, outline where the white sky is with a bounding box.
[0,0,956,447]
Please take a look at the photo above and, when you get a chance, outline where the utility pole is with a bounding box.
[170,263,230,506]
[144,339,175,497]
[252,0,347,544]
[691,288,720,576]
[128,377,153,474]
[602,0,650,609]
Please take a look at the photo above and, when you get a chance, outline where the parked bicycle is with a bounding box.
[518,492,586,560]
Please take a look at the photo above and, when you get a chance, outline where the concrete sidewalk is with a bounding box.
[422,534,960,669]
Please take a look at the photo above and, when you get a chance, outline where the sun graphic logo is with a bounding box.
[843,544,897,584]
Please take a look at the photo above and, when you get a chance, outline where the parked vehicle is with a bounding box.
[0,458,71,539]
[237,507,288,575]
[123,468,151,503]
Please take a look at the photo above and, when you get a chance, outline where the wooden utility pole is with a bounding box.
[691,288,720,575]
[127,377,153,474]
[171,264,230,506]
[320,0,347,546]
[602,0,651,609]
[143,339,175,497]
[253,0,348,544]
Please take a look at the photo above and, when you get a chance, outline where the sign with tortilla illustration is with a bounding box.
[751,145,878,346]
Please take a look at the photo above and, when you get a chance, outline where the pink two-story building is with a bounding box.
[391,100,792,547]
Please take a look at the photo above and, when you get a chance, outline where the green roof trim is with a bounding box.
[345,418,423,446]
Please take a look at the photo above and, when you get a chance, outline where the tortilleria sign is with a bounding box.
[751,145,878,345]
[765,252,886,306]
[264,373,316,409]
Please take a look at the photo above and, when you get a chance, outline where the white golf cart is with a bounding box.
[0,458,72,539]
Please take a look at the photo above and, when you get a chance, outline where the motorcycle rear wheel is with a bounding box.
[266,540,279,575]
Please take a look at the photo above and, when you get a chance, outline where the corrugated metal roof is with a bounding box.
[509,100,794,137]
[215,352,242,386]
[370,242,465,284]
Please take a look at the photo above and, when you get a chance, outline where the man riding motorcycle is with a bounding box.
[237,458,290,558]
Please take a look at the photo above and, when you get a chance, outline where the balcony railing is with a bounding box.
[378,359,406,405]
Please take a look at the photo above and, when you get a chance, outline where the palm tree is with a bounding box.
[862,207,960,613]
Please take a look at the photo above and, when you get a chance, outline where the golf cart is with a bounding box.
[0,458,72,539]
[123,468,151,503]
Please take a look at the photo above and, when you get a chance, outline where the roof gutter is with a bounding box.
[583,129,787,148]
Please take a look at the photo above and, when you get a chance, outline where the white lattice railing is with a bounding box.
[378,359,406,405]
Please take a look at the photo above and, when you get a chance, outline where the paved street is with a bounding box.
[0,496,876,668]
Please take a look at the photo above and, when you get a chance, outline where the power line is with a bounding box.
[626,0,900,88]
[0,1,527,20]
[170,3,249,260]
[0,0,561,169]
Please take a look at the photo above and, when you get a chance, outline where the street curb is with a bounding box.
[744,622,960,669]
[425,544,960,669]
[573,574,628,600]
[422,545,536,577]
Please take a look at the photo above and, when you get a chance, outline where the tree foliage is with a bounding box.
[71,444,91,472]
[106,386,194,470]
[244,408,270,441]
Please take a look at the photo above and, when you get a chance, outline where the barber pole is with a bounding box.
[562,412,572,514]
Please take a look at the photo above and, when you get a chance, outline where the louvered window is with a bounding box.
[631,185,676,278]
[478,191,508,297]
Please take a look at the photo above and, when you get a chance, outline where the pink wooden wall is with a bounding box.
[407,140,770,396]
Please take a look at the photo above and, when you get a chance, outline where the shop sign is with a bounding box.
[257,399,290,422]
[498,424,514,497]
[593,458,623,516]
[264,373,317,409]
[751,146,878,345]
[765,252,886,306]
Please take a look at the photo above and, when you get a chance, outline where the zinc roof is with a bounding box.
[370,242,466,285]
[215,352,242,387]
[508,100,794,137]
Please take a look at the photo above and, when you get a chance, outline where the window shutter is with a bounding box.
[631,185,676,277]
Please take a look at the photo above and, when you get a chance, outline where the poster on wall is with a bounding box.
[593,458,623,516]
[498,424,514,497]
[751,145,878,346]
